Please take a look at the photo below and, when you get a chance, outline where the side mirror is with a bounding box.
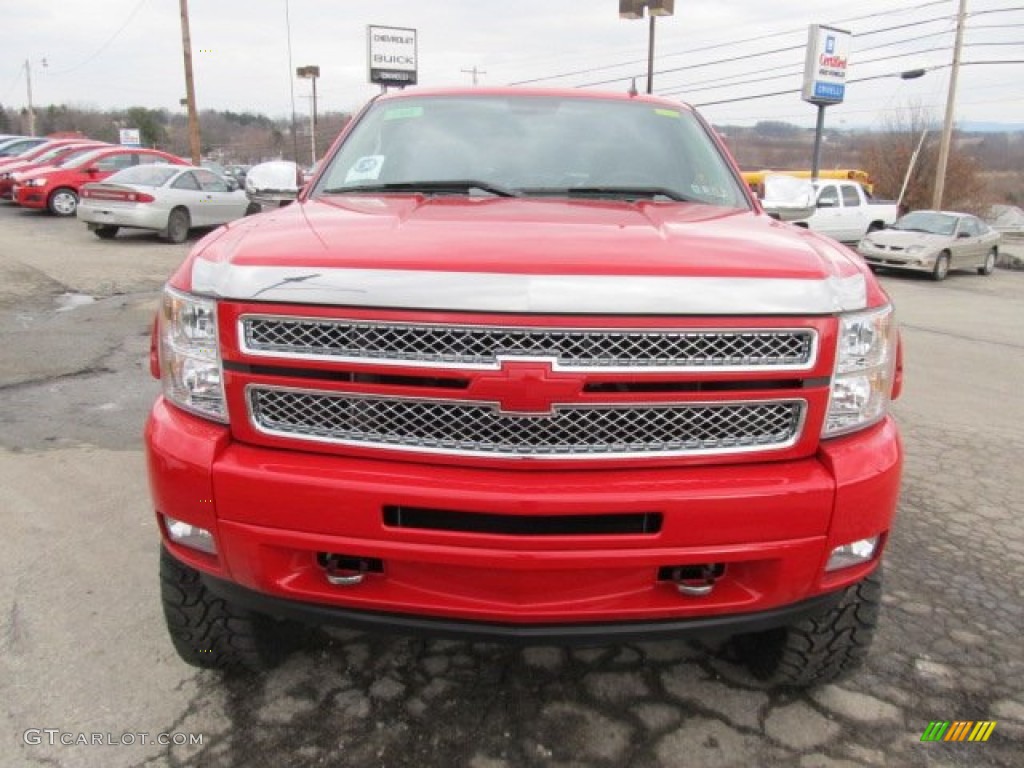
[760,174,816,222]
[85,167,99,175]
[245,161,301,207]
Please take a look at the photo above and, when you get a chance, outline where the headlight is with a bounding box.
[159,287,227,422]
[23,177,48,187]
[904,245,924,255]
[823,305,897,438]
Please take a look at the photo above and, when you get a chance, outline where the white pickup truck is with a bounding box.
[792,181,900,243]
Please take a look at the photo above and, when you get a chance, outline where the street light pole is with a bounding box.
[619,0,674,94]
[932,0,967,210]
[296,65,320,167]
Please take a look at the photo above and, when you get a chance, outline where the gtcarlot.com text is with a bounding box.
[24,729,203,747]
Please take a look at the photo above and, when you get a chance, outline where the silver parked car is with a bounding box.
[857,210,1000,281]
[77,164,258,242]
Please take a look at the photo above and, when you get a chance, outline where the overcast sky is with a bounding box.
[4,0,1022,129]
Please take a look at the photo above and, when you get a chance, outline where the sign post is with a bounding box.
[801,24,850,182]
[367,25,418,90]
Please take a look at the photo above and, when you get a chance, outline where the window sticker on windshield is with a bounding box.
[345,155,386,182]
[384,106,424,121]
[655,108,680,118]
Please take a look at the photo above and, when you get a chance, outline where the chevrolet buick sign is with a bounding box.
[368,25,418,86]
[801,24,850,105]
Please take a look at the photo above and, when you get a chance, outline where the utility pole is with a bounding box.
[932,0,967,210]
[24,59,35,137]
[178,0,201,165]
[461,66,486,85]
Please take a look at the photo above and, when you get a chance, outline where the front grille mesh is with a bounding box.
[248,387,804,458]
[241,317,815,370]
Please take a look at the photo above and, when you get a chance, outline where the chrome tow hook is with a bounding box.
[661,563,725,597]
[318,553,382,587]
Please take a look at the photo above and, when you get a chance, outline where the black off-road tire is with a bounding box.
[160,546,290,671]
[93,225,119,240]
[735,568,882,688]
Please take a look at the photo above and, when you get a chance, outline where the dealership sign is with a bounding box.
[119,129,141,146]
[801,24,851,105]
[368,25,417,86]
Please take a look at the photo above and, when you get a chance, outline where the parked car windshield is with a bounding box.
[103,165,180,187]
[891,211,957,236]
[315,93,748,208]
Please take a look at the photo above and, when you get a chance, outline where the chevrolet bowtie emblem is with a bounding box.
[466,358,584,416]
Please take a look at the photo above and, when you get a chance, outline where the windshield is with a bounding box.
[103,165,180,187]
[315,94,747,207]
[892,211,957,236]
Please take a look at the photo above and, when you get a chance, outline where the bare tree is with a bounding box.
[857,104,990,215]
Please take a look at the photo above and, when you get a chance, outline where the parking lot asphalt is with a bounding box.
[0,203,1022,768]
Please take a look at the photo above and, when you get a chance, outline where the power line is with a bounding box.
[510,2,956,86]
[47,0,151,76]
[658,29,1014,98]
[691,58,1022,108]
[573,13,985,90]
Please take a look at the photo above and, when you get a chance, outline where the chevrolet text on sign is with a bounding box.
[368,25,418,86]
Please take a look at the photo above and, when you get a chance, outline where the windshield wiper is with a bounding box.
[322,180,520,198]
[525,186,695,202]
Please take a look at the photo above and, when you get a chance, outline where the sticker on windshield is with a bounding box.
[655,108,680,118]
[345,155,385,182]
[384,106,424,121]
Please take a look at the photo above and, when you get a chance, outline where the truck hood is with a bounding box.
[182,196,877,315]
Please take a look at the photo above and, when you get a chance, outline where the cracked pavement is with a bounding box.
[0,204,1021,767]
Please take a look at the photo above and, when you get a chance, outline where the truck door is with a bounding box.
[813,183,843,240]
[839,183,866,243]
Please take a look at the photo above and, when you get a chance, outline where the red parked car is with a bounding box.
[12,146,187,216]
[0,141,106,200]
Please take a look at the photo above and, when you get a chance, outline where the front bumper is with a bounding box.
[12,184,47,209]
[147,398,902,628]
[858,245,937,273]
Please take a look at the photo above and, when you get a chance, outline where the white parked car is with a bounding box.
[793,181,900,243]
[77,164,257,242]
[857,210,1001,281]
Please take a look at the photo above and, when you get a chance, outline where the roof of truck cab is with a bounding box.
[374,86,696,112]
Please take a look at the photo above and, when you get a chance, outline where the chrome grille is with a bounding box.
[240,316,816,371]
[247,386,805,459]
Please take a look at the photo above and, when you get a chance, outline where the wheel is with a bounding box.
[931,251,951,281]
[165,207,191,243]
[866,222,884,234]
[978,248,997,276]
[47,187,79,217]
[244,202,261,216]
[160,546,290,671]
[93,225,119,240]
[734,568,882,688]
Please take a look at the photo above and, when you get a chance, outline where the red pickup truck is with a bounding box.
[147,88,902,687]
